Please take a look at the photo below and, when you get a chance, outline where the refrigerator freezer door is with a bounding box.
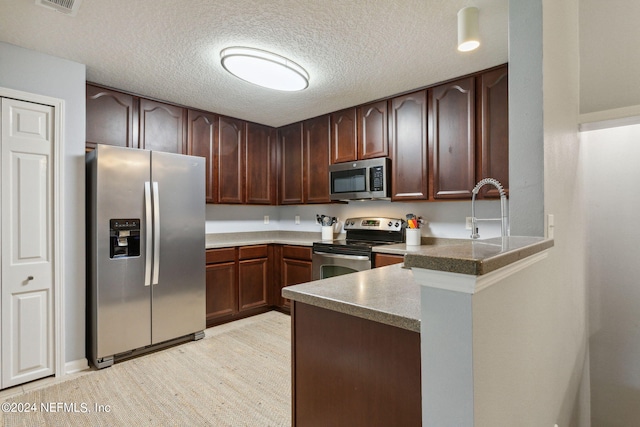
[150,151,206,344]
[89,146,152,361]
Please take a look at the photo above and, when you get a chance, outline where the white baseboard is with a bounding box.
[65,358,90,374]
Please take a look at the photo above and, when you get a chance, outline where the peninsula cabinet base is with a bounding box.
[291,302,421,427]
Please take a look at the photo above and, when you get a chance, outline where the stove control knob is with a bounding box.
[388,221,393,227]
[394,222,400,228]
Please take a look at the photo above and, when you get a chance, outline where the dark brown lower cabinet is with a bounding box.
[205,245,271,327]
[238,245,270,311]
[205,248,237,325]
[291,302,421,427]
[373,253,404,268]
[277,245,313,311]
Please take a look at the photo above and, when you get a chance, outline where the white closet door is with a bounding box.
[1,98,54,388]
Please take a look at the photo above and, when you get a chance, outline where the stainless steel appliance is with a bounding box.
[86,145,206,369]
[329,157,390,200]
[312,217,404,280]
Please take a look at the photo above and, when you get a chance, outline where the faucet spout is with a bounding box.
[470,178,508,239]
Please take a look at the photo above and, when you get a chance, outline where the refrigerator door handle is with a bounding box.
[152,181,160,285]
[144,182,152,287]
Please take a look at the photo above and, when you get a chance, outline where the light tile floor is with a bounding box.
[0,314,278,402]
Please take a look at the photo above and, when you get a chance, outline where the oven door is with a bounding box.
[312,251,371,280]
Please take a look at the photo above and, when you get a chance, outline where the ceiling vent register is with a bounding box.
[35,0,83,16]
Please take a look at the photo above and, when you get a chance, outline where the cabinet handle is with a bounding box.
[27,276,34,281]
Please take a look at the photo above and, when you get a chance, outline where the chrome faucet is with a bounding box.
[470,178,508,239]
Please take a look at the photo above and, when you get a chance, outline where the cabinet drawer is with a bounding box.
[282,245,312,261]
[206,247,236,264]
[239,245,269,260]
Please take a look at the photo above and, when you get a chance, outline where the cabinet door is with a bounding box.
[304,115,331,204]
[246,123,276,204]
[430,77,476,199]
[276,245,312,309]
[218,116,245,203]
[281,258,312,309]
[205,262,237,323]
[238,257,269,311]
[330,108,358,163]
[86,84,138,149]
[238,245,270,312]
[139,99,186,153]
[357,100,388,159]
[187,109,217,204]
[477,66,509,198]
[390,90,428,201]
[278,123,304,204]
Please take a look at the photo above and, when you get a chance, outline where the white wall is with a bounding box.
[0,42,86,366]
[469,0,590,425]
[206,200,504,239]
[582,123,640,426]
[508,0,545,237]
[579,0,640,116]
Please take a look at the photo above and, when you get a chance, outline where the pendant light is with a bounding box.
[220,47,309,91]
[457,7,480,52]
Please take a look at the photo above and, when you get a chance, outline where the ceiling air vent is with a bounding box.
[35,0,83,16]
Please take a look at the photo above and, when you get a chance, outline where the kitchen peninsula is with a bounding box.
[282,236,553,427]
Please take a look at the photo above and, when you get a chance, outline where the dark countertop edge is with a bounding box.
[403,237,554,275]
[282,288,421,333]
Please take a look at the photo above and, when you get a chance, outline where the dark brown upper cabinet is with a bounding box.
[187,109,217,204]
[139,99,187,154]
[429,76,476,199]
[86,84,138,149]
[303,115,331,204]
[278,117,331,205]
[278,123,305,205]
[217,116,245,204]
[330,108,358,164]
[389,91,429,201]
[357,100,389,160]
[477,65,509,198]
[246,123,277,205]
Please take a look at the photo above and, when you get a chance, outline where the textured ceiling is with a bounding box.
[0,0,508,127]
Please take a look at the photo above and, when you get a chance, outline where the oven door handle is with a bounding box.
[313,251,370,261]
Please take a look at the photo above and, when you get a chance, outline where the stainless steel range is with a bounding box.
[312,217,405,280]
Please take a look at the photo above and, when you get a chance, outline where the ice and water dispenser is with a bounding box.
[109,219,141,258]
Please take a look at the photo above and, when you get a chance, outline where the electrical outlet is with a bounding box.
[547,214,555,239]
[264,215,269,224]
[465,217,473,230]
[295,215,300,225]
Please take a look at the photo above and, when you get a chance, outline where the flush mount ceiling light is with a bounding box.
[457,6,480,52]
[220,47,309,91]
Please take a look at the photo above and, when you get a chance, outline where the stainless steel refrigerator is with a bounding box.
[86,145,206,369]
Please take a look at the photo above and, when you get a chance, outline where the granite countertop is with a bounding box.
[281,235,553,332]
[282,264,421,332]
[403,236,554,275]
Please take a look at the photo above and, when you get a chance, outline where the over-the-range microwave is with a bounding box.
[329,157,390,201]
